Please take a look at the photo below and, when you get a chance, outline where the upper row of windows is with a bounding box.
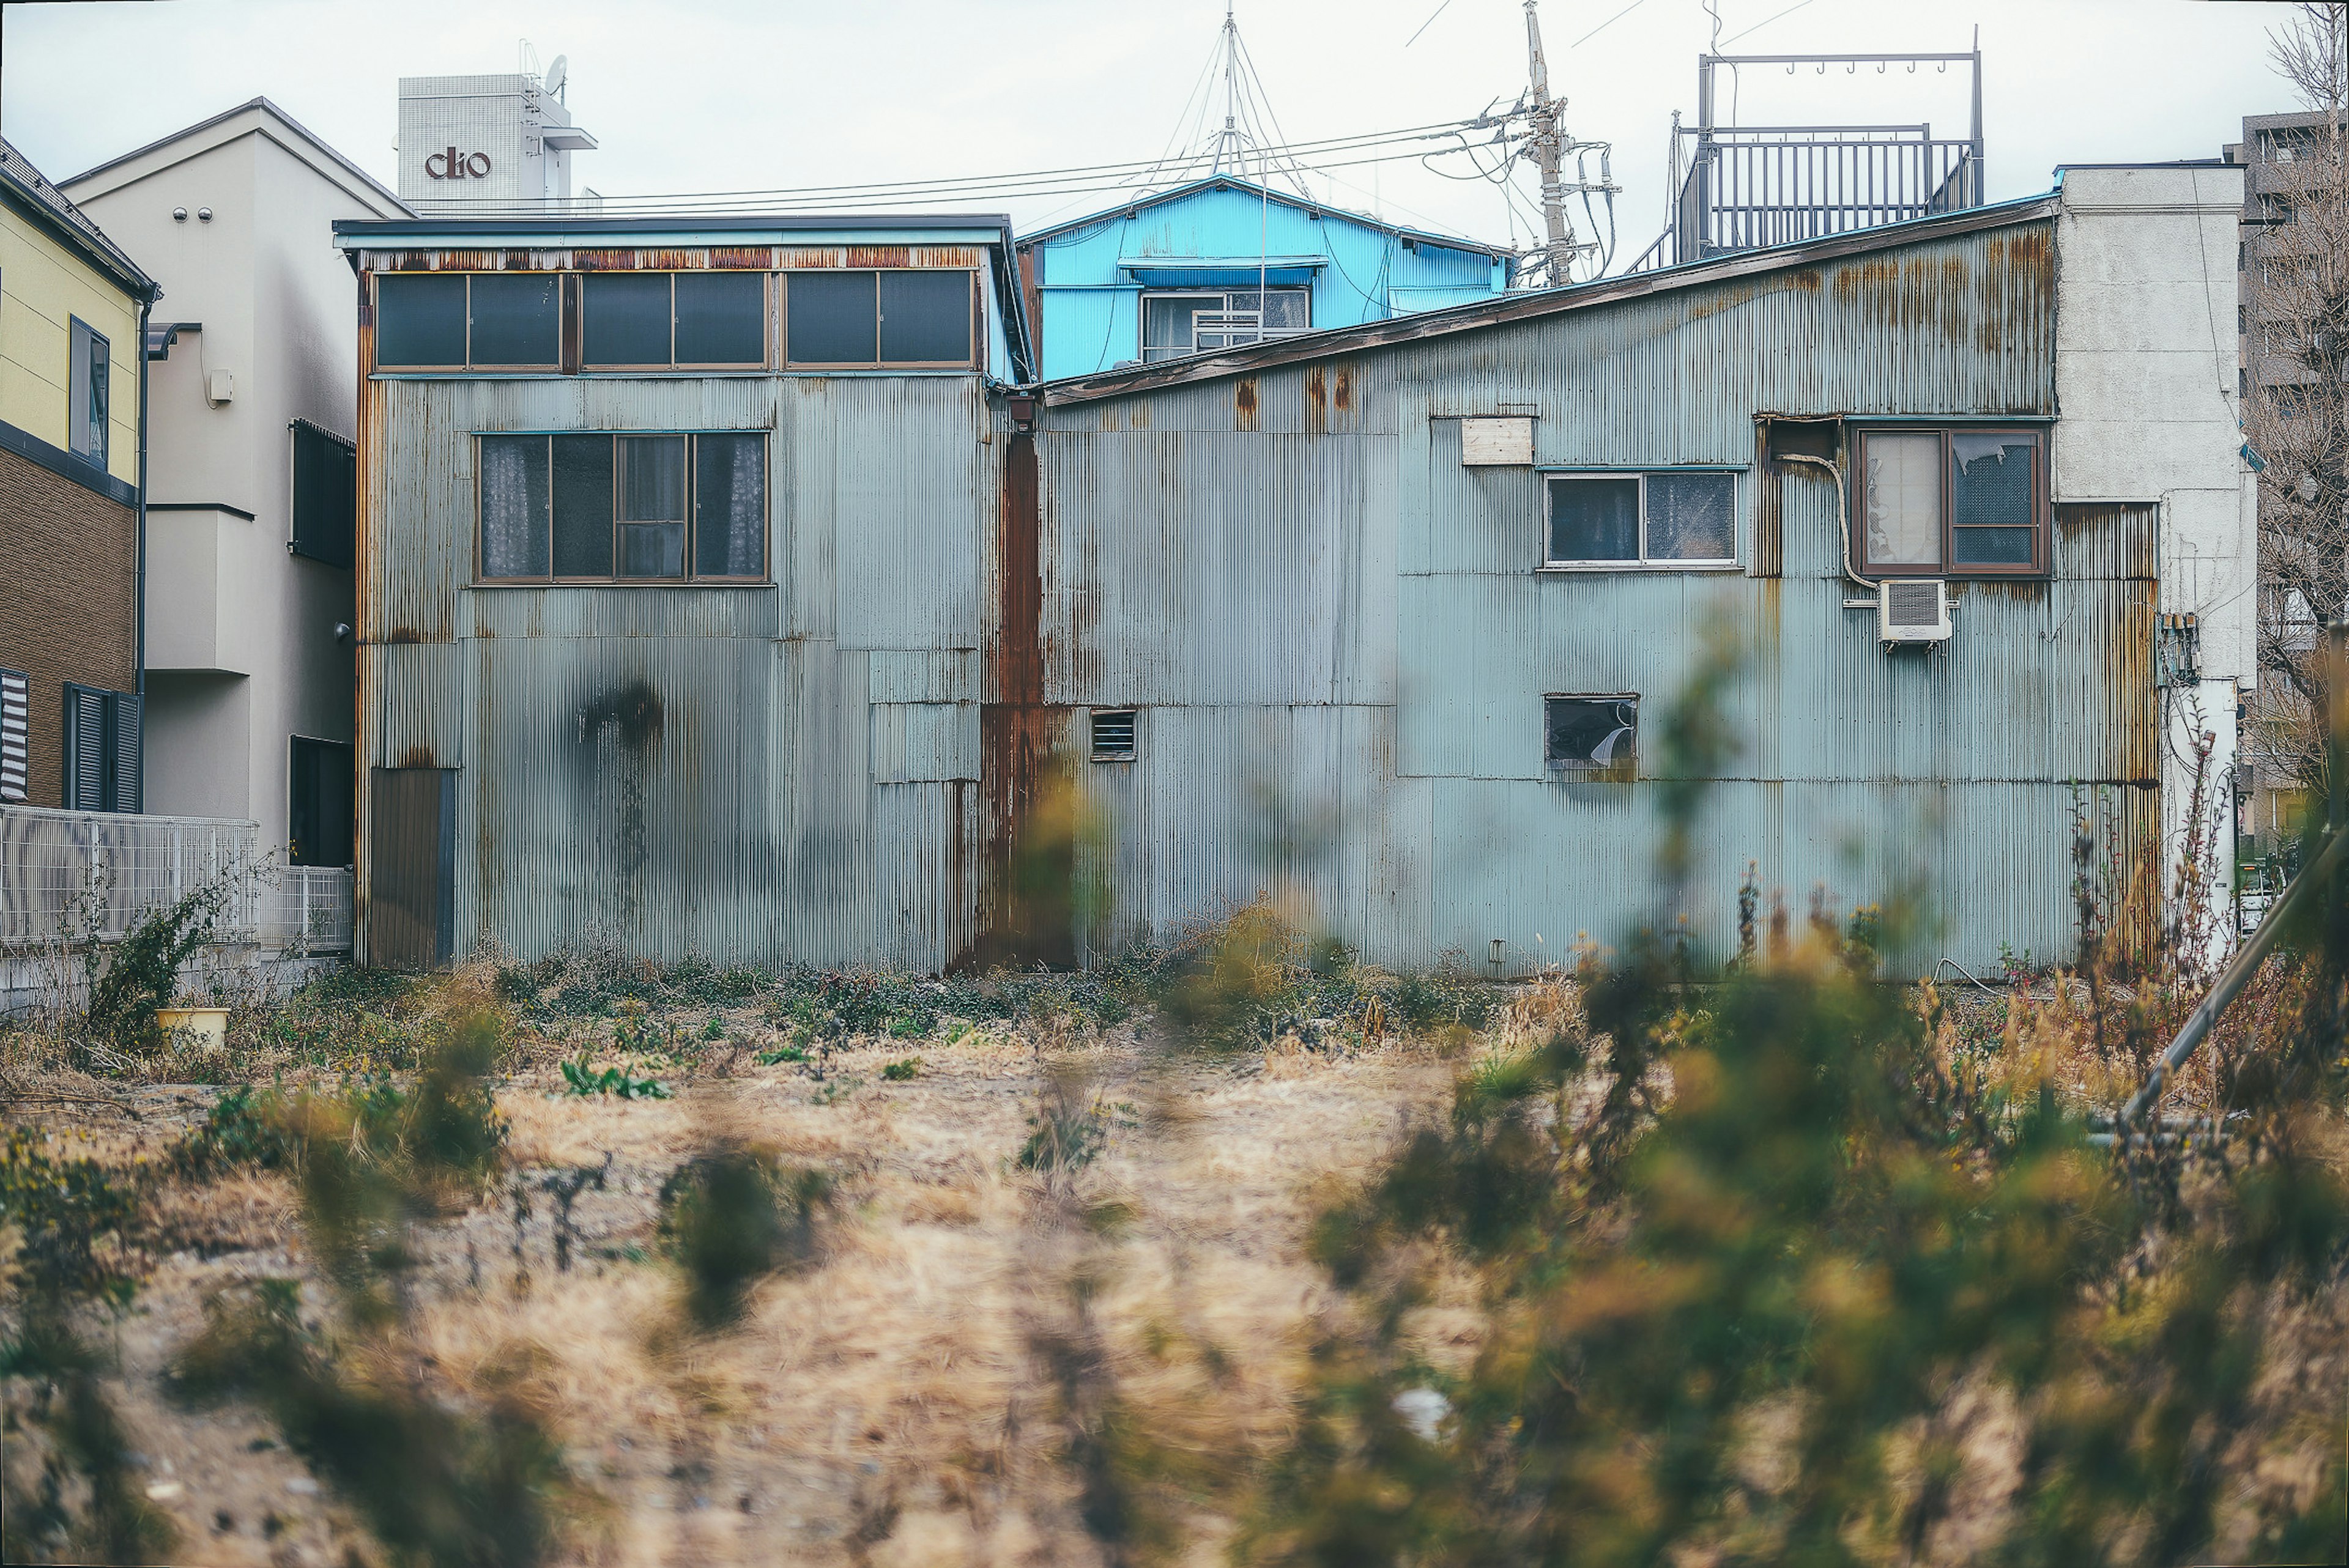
[373,269,977,373]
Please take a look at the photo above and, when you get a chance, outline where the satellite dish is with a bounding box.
[544,54,568,97]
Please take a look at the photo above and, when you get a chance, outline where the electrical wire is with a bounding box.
[417,119,1508,212]
[1570,0,1651,50]
[1719,0,1818,50]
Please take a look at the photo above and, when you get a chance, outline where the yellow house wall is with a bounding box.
[0,200,143,486]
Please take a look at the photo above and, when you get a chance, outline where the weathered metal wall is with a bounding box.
[1041,218,2153,971]
[358,362,998,967]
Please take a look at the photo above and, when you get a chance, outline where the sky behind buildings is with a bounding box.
[0,0,2315,265]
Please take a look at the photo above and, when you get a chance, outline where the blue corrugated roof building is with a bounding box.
[1015,176,1516,381]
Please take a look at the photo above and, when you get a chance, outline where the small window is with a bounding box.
[1545,695,1636,780]
[1140,287,1309,362]
[376,274,469,368]
[289,736,354,867]
[584,273,675,368]
[618,435,688,579]
[478,432,766,585]
[879,271,971,364]
[291,421,357,568]
[1,668,28,804]
[62,684,139,813]
[468,273,562,366]
[1546,472,1735,568]
[785,270,975,368]
[1852,426,2047,577]
[674,272,768,366]
[1091,709,1137,761]
[68,317,110,466]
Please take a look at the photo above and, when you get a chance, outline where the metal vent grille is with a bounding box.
[1090,709,1137,759]
[0,669,27,803]
[1886,580,1942,628]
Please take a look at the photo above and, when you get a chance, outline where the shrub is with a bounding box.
[657,1146,829,1329]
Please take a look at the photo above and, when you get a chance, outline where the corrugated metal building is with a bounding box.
[342,163,2249,976]
[1017,176,1515,381]
[333,212,1030,968]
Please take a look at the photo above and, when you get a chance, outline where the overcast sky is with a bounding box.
[0,0,2318,268]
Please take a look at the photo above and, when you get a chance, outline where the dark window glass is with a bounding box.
[1545,696,1638,777]
[1645,473,1735,561]
[1548,477,1640,561]
[693,434,765,577]
[787,271,877,364]
[291,423,357,568]
[674,272,766,365]
[552,435,615,577]
[480,435,550,577]
[289,737,354,866]
[621,523,686,578]
[69,320,109,464]
[619,435,686,579]
[469,273,561,366]
[880,271,971,364]
[583,272,674,366]
[377,273,469,367]
[1950,433,2038,565]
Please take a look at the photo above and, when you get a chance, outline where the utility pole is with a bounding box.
[1523,0,1576,284]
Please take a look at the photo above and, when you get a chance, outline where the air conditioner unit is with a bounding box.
[1878,579,1952,645]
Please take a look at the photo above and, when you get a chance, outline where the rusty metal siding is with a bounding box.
[1041,215,2135,971]
[357,324,1001,963]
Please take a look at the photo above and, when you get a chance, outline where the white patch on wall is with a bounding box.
[1460,416,1534,467]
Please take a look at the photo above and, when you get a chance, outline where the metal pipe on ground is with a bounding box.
[2118,622,2349,1136]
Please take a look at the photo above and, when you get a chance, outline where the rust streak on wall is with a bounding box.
[973,426,1071,966]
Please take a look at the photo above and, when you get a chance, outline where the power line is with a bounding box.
[1719,0,1818,50]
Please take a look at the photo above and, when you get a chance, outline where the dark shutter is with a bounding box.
[292,421,358,568]
[63,684,105,810]
[0,668,28,803]
[106,692,141,813]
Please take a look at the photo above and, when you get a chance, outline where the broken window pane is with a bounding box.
[469,273,560,366]
[1548,476,1641,562]
[376,273,468,367]
[879,271,971,364]
[583,272,674,366]
[479,435,549,578]
[1646,472,1735,561]
[1546,696,1638,778]
[1860,432,1941,567]
[693,434,765,577]
[787,271,877,364]
[674,272,766,365]
[551,434,614,577]
[1950,432,2038,565]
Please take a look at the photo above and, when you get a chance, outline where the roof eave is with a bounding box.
[0,172,158,301]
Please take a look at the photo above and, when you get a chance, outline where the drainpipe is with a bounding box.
[135,290,155,708]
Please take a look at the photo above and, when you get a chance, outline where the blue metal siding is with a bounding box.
[1040,216,2137,972]
[1028,182,1512,379]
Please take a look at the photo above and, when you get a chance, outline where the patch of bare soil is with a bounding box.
[9,1025,1457,1566]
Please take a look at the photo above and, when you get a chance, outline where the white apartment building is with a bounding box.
[63,99,411,867]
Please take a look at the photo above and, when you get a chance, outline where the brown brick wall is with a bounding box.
[0,443,136,808]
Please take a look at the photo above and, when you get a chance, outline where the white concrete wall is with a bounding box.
[67,109,403,860]
[2054,163,2254,934]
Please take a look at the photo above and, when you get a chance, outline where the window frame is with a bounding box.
[1543,693,1640,782]
[1849,423,2050,579]
[472,429,771,587]
[67,316,110,467]
[781,268,980,371]
[374,270,777,374]
[1538,467,1742,572]
[1138,286,1312,363]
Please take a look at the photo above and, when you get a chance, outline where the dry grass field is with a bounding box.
[4,910,2345,1568]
